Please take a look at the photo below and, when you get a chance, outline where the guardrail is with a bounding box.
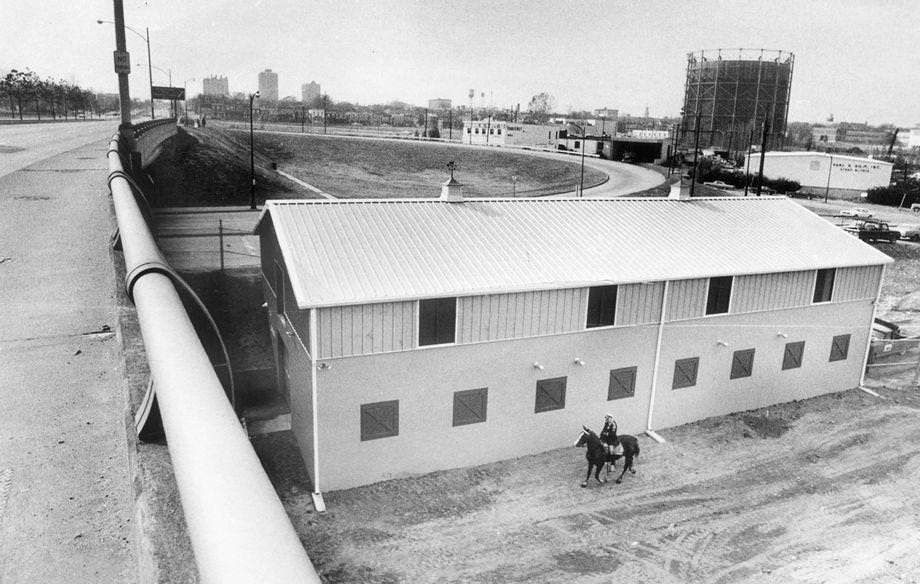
[133,118,178,168]
[107,132,321,583]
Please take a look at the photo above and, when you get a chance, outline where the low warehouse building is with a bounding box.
[745,151,893,199]
[255,187,890,497]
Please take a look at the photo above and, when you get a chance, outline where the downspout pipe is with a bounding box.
[645,281,670,442]
[107,135,320,583]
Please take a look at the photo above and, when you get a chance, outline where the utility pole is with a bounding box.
[755,118,770,196]
[743,127,754,197]
[689,108,702,198]
[449,107,452,142]
[322,94,327,135]
[301,105,305,133]
[111,0,132,138]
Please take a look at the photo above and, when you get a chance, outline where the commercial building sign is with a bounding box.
[151,86,186,100]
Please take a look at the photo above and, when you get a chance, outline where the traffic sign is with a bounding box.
[113,51,131,75]
[151,86,186,100]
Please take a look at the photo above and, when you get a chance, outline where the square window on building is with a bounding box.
[489,128,494,134]
[586,285,617,328]
[608,366,637,400]
[730,348,755,379]
[497,128,502,135]
[706,276,733,315]
[574,141,581,150]
[419,297,456,346]
[829,334,851,362]
[672,357,699,389]
[813,268,836,303]
[535,377,567,413]
[466,128,471,134]
[453,388,488,426]
[782,341,805,370]
[360,400,399,441]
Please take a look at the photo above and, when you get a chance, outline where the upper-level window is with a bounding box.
[706,276,733,315]
[419,297,456,346]
[497,128,502,135]
[586,285,617,328]
[813,268,835,303]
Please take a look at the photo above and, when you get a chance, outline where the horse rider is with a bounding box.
[600,413,623,459]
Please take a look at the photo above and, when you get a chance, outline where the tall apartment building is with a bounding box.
[301,81,321,104]
[258,69,279,102]
[202,75,229,96]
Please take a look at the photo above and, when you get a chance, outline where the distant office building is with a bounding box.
[258,69,279,102]
[202,75,229,97]
[302,81,321,104]
[908,128,920,148]
[428,98,452,111]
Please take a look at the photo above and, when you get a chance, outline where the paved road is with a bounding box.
[0,121,137,582]
[0,121,117,179]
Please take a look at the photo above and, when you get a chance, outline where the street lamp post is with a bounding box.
[249,91,260,210]
[183,78,195,121]
[98,19,153,119]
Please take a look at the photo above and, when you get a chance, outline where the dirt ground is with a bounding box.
[259,386,920,584]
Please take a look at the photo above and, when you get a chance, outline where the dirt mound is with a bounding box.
[147,127,304,206]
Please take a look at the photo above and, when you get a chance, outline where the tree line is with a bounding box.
[0,68,120,121]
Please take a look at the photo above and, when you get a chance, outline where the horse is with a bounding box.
[574,425,639,487]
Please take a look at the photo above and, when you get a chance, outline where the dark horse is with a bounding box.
[574,425,639,487]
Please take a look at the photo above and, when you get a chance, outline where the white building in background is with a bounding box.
[908,128,920,148]
[745,152,893,199]
[463,120,562,148]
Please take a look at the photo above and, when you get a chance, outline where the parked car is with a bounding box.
[704,180,734,190]
[840,207,873,218]
[844,219,900,243]
[893,223,920,241]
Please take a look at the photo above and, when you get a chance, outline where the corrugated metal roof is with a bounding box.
[255,197,892,309]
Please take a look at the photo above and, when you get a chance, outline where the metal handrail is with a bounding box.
[107,133,320,583]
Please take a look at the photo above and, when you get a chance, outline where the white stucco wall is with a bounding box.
[746,153,893,192]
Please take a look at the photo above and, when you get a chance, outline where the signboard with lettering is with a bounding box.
[151,86,186,100]
[113,51,131,75]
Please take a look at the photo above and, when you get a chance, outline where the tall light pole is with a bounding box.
[107,0,132,139]
[183,78,195,121]
[249,91,260,210]
[98,18,152,119]
[578,121,587,197]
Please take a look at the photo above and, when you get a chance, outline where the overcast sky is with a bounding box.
[4,0,919,125]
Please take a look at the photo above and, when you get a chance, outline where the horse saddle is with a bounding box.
[606,443,624,457]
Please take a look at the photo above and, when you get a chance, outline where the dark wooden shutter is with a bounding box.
[360,400,399,441]
[419,297,456,346]
[672,357,699,389]
[706,276,733,315]
[730,349,755,379]
[829,334,851,362]
[608,367,637,400]
[782,341,805,370]
[535,377,567,413]
[453,388,488,427]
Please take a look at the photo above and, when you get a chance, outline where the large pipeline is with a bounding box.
[107,132,321,583]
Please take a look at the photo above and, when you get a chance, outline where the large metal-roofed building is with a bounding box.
[255,196,889,494]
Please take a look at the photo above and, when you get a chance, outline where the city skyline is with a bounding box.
[3,0,920,125]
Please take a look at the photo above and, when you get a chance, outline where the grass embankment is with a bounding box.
[236,128,608,199]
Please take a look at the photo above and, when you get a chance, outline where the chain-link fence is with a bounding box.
[864,338,920,390]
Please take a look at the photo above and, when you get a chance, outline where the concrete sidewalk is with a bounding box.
[0,135,138,581]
